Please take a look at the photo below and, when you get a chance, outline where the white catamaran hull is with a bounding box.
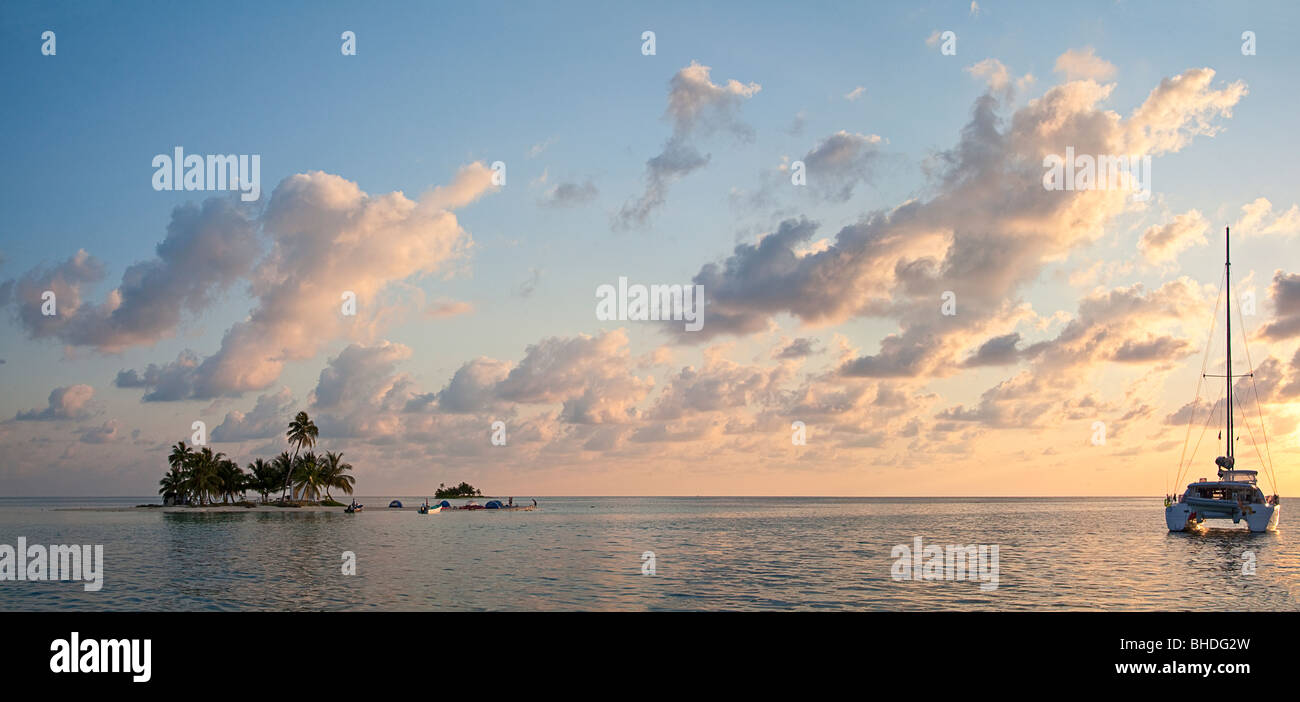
[1165,502,1279,532]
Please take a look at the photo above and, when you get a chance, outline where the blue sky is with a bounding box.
[2,1,1299,495]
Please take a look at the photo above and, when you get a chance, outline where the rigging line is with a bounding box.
[1174,270,1225,493]
[1178,389,1224,491]
[1232,390,1268,485]
[1176,350,1222,490]
[1249,374,1277,491]
[1231,281,1278,491]
[1185,390,1222,488]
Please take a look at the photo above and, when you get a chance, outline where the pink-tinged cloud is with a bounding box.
[116,166,494,400]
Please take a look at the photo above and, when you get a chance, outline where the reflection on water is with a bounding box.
[0,497,1296,611]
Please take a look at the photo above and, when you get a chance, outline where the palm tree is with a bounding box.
[167,441,194,503]
[158,467,186,505]
[217,458,246,503]
[246,458,276,502]
[291,452,322,501]
[318,451,355,500]
[185,447,224,506]
[168,441,193,472]
[280,411,318,500]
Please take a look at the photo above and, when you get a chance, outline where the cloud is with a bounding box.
[1111,335,1192,362]
[1138,209,1209,262]
[1029,278,1205,370]
[786,111,807,136]
[312,342,412,410]
[513,268,542,298]
[15,384,96,421]
[432,357,512,413]
[497,330,653,424]
[4,199,259,353]
[1125,69,1246,155]
[422,162,500,210]
[664,61,762,137]
[539,180,598,208]
[773,337,818,359]
[647,357,782,421]
[1260,271,1300,340]
[937,277,1207,428]
[962,332,1024,367]
[118,167,489,400]
[616,62,760,228]
[302,330,653,446]
[1053,47,1117,82]
[527,136,557,158]
[844,86,866,101]
[966,58,1012,92]
[211,386,296,442]
[77,420,123,444]
[423,298,474,319]
[1236,197,1300,237]
[310,341,415,439]
[801,130,884,202]
[1165,398,1211,426]
[113,349,201,402]
[673,63,1245,392]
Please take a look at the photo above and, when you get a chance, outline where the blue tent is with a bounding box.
[388,500,403,508]
[484,500,503,509]
[438,500,451,508]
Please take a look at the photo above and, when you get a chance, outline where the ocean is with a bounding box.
[0,496,1296,611]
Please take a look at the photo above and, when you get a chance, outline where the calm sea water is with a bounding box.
[0,497,1296,611]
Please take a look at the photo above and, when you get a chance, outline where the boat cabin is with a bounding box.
[1182,478,1265,504]
[1217,469,1257,484]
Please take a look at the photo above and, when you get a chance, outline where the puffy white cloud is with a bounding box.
[1236,197,1300,237]
[1053,47,1117,82]
[15,384,96,421]
[677,63,1245,399]
[4,200,258,353]
[1139,209,1209,262]
[119,166,491,400]
[211,386,296,442]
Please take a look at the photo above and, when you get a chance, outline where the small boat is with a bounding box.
[417,502,443,514]
[344,502,364,513]
[388,500,403,508]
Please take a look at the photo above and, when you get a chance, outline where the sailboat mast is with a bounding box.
[1225,226,1233,460]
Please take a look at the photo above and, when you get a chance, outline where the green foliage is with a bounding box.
[434,481,483,499]
[159,410,356,508]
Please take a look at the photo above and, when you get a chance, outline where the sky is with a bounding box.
[2,1,1299,496]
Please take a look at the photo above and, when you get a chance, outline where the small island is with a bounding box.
[154,410,354,509]
[434,481,483,499]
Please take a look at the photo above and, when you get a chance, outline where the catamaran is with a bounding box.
[1165,227,1281,532]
